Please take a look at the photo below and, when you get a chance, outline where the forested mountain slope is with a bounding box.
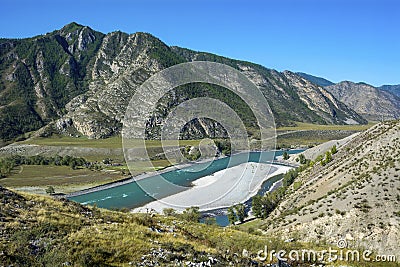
[0,23,367,142]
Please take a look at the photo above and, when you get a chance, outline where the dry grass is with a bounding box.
[20,135,202,149]
[277,122,375,131]
[2,187,395,266]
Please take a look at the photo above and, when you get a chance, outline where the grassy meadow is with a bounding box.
[0,122,375,194]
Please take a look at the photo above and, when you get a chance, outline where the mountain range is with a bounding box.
[297,73,400,120]
[1,22,399,143]
[379,84,400,97]
[297,72,400,99]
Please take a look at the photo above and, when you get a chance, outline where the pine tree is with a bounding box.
[227,207,237,225]
[234,203,248,223]
[283,151,289,160]
[252,195,263,218]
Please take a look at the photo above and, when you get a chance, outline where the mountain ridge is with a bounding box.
[0,23,367,142]
[379,84,400,97]
[295,72,335,87]
[296,74,400,121]
[325,81,400,121]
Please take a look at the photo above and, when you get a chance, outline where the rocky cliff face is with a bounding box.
[52,31,178,139]
[172,47,366,127]
[326,81,400,121]
[0,23,367,141]
[0,22,104,140]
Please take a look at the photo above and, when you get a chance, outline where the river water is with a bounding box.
[69,150,303,218]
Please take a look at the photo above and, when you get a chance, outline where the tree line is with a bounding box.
[0,155,88,178]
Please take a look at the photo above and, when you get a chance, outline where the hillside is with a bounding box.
[326,81,400,121]
[379,84,400,98]
[0,185,358,267]
[1,184,398,266]
[0,23,104,142]
[261,120,400,256]
[172,47,365,127]
[0,22,367,143]
[1,185,257,266]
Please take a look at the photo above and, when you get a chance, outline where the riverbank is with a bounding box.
[64,154,229,198]
[65,149,287,199]
[133,162,292,213]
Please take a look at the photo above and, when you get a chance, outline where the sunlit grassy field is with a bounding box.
[20,135,201,148]
[0,165,126,194]
[2,136,199,193]
[274,122,376,148]
[277,122,375,131]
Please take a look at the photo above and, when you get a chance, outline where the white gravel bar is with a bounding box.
[133,162,292,213]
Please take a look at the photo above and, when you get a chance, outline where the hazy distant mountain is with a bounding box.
[326,81,400,121]
[0,23,367,142]
[296,72,335,87]
[379,84,400,97]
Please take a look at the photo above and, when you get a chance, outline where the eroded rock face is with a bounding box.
[0,22,369,141]
[282,71,363,124]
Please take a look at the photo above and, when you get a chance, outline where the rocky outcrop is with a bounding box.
[0,23,368,141]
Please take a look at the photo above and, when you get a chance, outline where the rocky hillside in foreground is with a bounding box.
[0,22,367,142]
[262,120,400,255]
[325,81,400,121]
[0,185,248,266]
[1,186,397,266]
[0,185,339,266]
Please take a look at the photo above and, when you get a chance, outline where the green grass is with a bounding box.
[277,122,375,131]
[275,122,375,147]
[2,189,396,266]
[20,123,374,149]
[20,135,124,148]
[3,136,209,193]
[20,135,202,149]
[277,137,335,148]
[0,165,124,188]
[0,159,178,194]
[293,181,302,191]
[235,218,263,232]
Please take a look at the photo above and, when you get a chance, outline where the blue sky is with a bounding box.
[1,0,399,86]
